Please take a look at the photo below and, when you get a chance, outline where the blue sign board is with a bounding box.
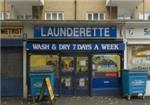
[34,26,117,38]
[26,43,124,51]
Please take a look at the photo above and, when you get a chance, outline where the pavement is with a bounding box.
[1,96,150,105]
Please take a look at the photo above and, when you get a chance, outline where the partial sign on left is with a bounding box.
[1,26,23,38]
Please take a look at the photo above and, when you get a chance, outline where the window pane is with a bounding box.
[93,13,98,20]
[61,57,74,72]
[52,13,57,20]
[92,54,120,72]
[0,12,3,20]
[88,14,92,20]
[5,13,9,19]
[58,13,63,20]
[131,46,150,80]
[99,13,104,20]
[77,57,88,73]
[30,54,59,74]
[46,13,51,20]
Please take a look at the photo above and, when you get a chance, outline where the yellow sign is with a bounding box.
[39,77,55,104]
[45,77,55,100]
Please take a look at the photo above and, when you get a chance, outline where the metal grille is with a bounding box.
[1,47,23,97]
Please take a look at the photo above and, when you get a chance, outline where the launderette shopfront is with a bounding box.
[26,24,125,96]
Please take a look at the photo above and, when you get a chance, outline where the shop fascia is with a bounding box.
[26,25,124,51]
[125,26,150,39]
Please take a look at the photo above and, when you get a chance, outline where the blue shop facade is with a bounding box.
[26,24,125,97]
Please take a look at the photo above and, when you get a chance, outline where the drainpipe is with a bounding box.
[23,33,28,98]
[74,0,77,20]
[4,0,5,20]
[109,0,112,19]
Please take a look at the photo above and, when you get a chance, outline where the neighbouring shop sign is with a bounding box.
[126,27,150,39]
[26,43,124,51]
[34,26,117,38]
[1,26,23,38]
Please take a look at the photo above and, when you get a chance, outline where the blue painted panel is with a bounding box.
[92,78,121,88]
[34,26,117,38]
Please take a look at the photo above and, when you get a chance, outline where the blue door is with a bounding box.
[60,55,90,96]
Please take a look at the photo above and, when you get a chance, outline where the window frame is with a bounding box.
[0,12,10,20]
[86,12,105,20]
[45,12,64,20]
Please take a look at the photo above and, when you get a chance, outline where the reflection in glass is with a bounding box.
[30,55,59,74]
[92,54,120,72]
[61,57,74,72]
[77,57,88,73]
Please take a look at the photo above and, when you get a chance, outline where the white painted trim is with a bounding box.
[127,40,150,45]
[124,41,128,69]
[146,80,150,96]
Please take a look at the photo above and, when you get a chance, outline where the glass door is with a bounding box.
[74,56,89,96]
[60,55,90,96]
[60,56,74,96]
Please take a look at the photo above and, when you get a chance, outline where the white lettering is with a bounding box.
[60,28,66,37]
[86,28,91,37]
[67,28,73,37]
[59,44,70,50]
[77,44,92,50]
[74,28,79,37]
[41,28,47,36]
[33,44,49,50]
[51,44,57,50]
[93,28,97,37]
[101,44,118,50]
[47,28,53,37]
[94,44,99,50]
[105,27,110,37]
[80,28,86,37]
[98,28,103,36]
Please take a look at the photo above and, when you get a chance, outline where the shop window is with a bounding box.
[131,46,150,80]
[61,57,74,72]
[76,57,88,73]
[92,54,121,77]
[30,54,59,76]
[45,12,64,20]
[87,12,105,20]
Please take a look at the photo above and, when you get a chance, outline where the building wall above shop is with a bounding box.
[1,0,150,20]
